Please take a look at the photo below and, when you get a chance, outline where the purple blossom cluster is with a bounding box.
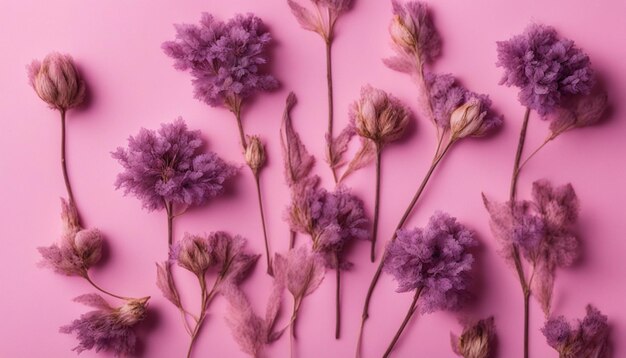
[112,118,237,212]
[542,305,610,358]
[384,211,476,313]
[497,24,594,115]
[162,13,278,111]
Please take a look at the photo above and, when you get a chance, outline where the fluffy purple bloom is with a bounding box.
[425,73,469,129]
[162,13,278,112]
[384,212,476,313]
[542,305,610,358]
[496,24,594,115]
[112,118,237,212]
[60,294,149,357]
[449,94,503,139]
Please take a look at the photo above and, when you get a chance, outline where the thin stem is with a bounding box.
[254,173,273,276]
[335,252,341,340]
[371,145,382,262]
[289,230,296,250]
[60,110,78,212]
[509,107,531,201]
[186,276,208,358]
[518,135,555,172]
[524,289,530,358]
[289,296,302,358]
[356,140,454,358]
[84,274,131,300]
[382,288,422,358]
[234,107,247,152]
[325,38,338,184]
[166,201,174,246]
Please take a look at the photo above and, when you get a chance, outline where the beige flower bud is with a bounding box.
[174,234,213,275]
[451,317,495,358]
[390,15,416,51]
[245,135,266,175]
[74,228,103,269]
[450,99,487,139]
[117,297,149,326]
[27,53,86,111]
[352,85,409,145]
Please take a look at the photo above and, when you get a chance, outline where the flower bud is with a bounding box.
[245,135,266,175]
[352,85,409,145]
[451,317,496,358]
[117,297,149,326]
[27,53,86,111]
[74,228,103,269]
[390,15,416,51]
[171,234,213,275]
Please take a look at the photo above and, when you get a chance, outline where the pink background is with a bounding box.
[1,0,625,357]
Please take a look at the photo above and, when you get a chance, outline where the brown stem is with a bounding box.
[289,230,296,250]
[234,106,247,152]
[524,287,530,358]
[509,107,531,201]
[84,274,131,300]
[371,145,382,262]
[325,38,338,184]
[335,252,341,340]
[186,276,208,358]
[518,135,554,172]
[60,109,78,211]
[382,288,422,358]
[166,201,174,246]
[356,141,454,358]
[254,173,273,276]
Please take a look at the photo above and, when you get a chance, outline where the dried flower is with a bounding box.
[496,24,594,115]
[549,90,608,137]
[425,73,469,129]
[112,118,237,212]
[209,231,260,285]
[170,233,213,276]
[384,211,475,313]
[450,95,503,139]
[38,199,103,277]
[155,262,182,308]
[383,0,441,74]
[60,294,149,356]
[542,305,610,358]
[162,13,278,113]
[287,0,353,41]
[280,93,315,188]
[451,317,496,358]
[245,135,266,175]
[27,52,86,111]
[350,84,410,145]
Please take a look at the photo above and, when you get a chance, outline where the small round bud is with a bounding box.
[390,15,416,51]
[170,234,213,275]
[245,135,266,175]
[450,99,487,139]
[74,228,103,269]
[117,297,149,326]
[27,52,86,111]
[451,317,496,358]
[351,85,409,145]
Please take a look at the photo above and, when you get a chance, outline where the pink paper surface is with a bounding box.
[1,0,625,357]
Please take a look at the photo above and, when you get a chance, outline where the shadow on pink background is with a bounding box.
[1,0,625,357]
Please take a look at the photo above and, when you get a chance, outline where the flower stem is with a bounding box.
[234,106,248,152]
[382,288,422,358]
[254,172,273,276]
[335,252,341,340]
[371,145,382,262]
[509,107,531,201]
[60,109,78,214]
[356,140,453,358]
[289,230,296,250]
[84,273,131,300]
[518,135,554,172]
[186,276,208,358]
[325,38,338,184]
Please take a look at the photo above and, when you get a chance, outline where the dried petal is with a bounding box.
[280,92,315,187]
[156,262,182,308]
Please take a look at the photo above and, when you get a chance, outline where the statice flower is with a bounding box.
[542,305,610,358]
[384,211,476,313]
[496,24,594,115]
[162,13,278,113]
[60,294,149,356]
[38,199,103,277]
[451,317,496,358]
[112,118,237,212]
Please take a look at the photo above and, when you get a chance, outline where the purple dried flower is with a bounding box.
[274,246,326,300]
[27,52,86,111]
[384,211,475,313]
[542,305,610,358]
[38,199,103,277]
[451,317,496,358]
[425,73,469,129]
[209,231,260,285]
[384,1,441,74]
[162,13,278,112]
[60,294,149,357]
[112,118,237,212]
[496,24,594,115]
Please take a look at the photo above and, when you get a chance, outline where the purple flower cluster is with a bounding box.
[162,13,278,111]
[497,24,594,115]
[287,183,369,267]
[112,118,237,212]
[384,212,476,313]
[542,305,610,358]
[60,294,148,357]
[483,179,579,313]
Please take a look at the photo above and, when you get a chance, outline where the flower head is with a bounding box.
[274,246,326,300]
[245,135,266,175]
[162,13,278,112]
[425,73,469,129]
[38,199,103,277]
[451,317,496,358]
[549,90,608,137]
[209,231,260,285]
[350,85,410,145]
[60,294,149,357]
[112,118,237,212]
[27,52,86,111]
[170,233,213,276]
[496,24,594,115]
[542,305,609,358]
[384,212,475,313]
[450,95,503,139]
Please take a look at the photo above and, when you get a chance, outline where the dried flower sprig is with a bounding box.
[61,294,150,357]
[287,0,353,182]
[356,3,501,354]
[163,13,278,275]
[488,23,605,357]
[451,317,497,358]
[542,305,610,358]
[160,232,259,357]
[342,84,410,262]
[381,212,476,357]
